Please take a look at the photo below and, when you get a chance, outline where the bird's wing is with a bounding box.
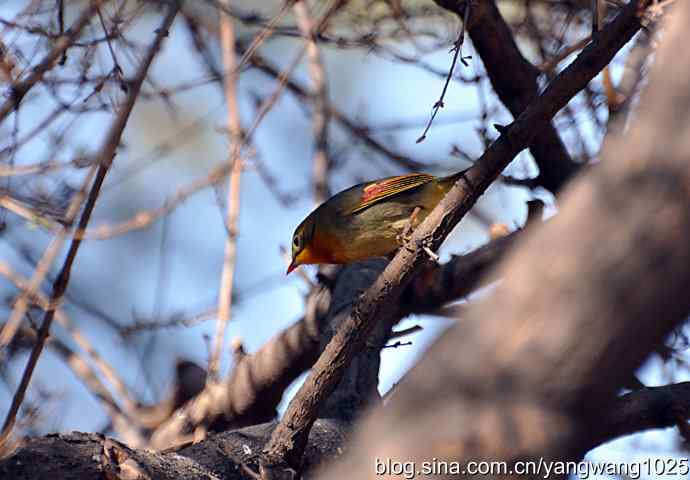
[345,173,435,215]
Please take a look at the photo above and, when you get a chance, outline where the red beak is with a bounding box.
[286,260,297,275]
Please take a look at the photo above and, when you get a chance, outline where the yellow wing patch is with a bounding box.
[346,173,434,215]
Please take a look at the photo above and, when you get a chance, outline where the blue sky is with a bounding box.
[0,2,687,475]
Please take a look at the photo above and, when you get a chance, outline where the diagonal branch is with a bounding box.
[0,0,105,123]
[0,1,181,447]
[260,0,649,475]
[434,0,580,194]
[323,2,690,475]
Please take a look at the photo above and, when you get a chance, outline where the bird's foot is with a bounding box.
[396,206,422,247]
[422,239,440,264]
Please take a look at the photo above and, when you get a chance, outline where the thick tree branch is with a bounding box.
[594,383,690,449]
[261,1,649,475]
[401,230,519,314]
[322,3,690,477]
[0,420,346,480]
[4,380,690,479]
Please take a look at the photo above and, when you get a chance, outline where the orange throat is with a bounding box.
[297,231,346,266]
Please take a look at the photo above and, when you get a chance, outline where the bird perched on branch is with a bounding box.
[287,169,470,273]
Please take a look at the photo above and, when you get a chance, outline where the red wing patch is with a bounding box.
[347,173,434,215]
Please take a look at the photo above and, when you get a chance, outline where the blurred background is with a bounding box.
[0,0,686,474]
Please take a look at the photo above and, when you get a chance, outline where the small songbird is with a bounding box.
[287,169,469,273]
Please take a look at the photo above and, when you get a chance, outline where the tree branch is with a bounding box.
[0,0,181,447]
[4,380,690,479]
[0,420,346,480]
[260,1,649,475]
[594,383,690,449]
[401,230,519,315]
[294,0,332,204]
[209,0,245,381]
[434,0,580,194]
[0,1,105,123]
[322,3,690,476]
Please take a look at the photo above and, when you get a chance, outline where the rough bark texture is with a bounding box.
[5,2,690,479]
[5,383,690,479]
[321,3,690,477]
[148,236,518,449]
[261,1,648,475]
[0,420,346,480]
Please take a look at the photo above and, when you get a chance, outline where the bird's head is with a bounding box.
[287,214,318,274]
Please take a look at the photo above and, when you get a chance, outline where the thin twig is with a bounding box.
[57,0,67,65]
[389,325,423,340]
[236,1,293,72]
[96,4,125,90]
[0,0,105,123]
[0,1,180,447]
[538,36,591,72]
[208,0,244,381]
[0,1,111,345]
[294,0,332,204]
[416,2,472,144]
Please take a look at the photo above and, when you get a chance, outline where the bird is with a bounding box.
[287,168,469,274]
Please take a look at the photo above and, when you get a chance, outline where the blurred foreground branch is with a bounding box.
[261,0,650,475]
[5,381,690,478]
[324,2,690,476]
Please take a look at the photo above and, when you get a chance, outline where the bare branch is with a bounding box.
[294,0,332,204]
[208,0,245,381]
[0,1,105,123]
[0,1,181,447]
[434,0,580,194]
[260,1,649,474]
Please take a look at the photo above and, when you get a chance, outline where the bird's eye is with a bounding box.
[293,236,300,248]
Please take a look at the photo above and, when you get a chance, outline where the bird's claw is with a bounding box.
[397,206,422,248]
[396,231,413,247]
[423,244,440,264]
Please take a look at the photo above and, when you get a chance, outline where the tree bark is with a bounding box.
[321,3,690,477]
[261,1,649,475]
[0,420,346,480]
